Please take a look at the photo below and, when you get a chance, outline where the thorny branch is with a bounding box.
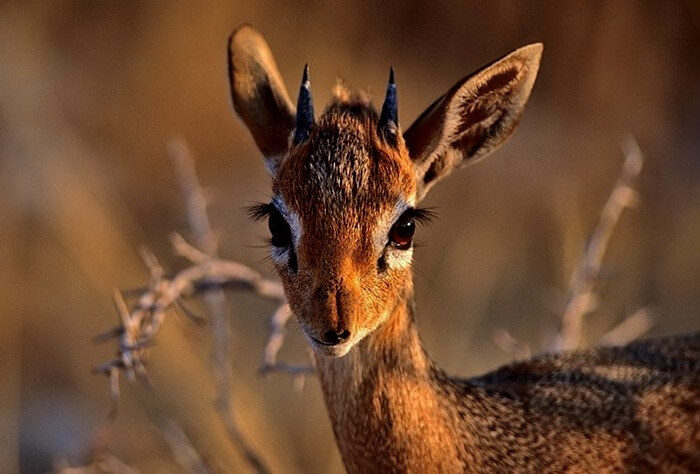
[170,138,269,474]
[94,139,313,472]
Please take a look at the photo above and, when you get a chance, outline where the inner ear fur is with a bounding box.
[404,43,543,199]
[228,24,295,171]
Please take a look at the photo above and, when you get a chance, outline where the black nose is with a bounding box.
[320,328,351,346]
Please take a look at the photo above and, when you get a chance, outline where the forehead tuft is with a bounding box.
[331,81,371,106]
[273,90,415,221]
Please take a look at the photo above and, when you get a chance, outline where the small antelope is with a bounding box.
[228,24,699,473]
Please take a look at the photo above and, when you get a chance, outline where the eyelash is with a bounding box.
[396,207,435,226]
[247,202,299,272]
[246,202,275,221]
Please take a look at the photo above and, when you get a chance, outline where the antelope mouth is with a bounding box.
[310,336,336,347]
[308,334,355,358]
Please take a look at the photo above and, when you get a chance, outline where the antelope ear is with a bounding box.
[404,43,542,200]
[228,24,295,173]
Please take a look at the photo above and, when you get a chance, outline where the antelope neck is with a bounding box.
[313,288,472,472]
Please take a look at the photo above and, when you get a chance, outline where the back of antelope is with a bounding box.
[228,23,700,473]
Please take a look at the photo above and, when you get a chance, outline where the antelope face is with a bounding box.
[259,98,423,356]
[229,24,542,357]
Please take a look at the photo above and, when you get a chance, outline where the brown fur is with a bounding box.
[276,98,700,473]
[228,25,700,472]
[273,97,416,346]
[319,296,700,473]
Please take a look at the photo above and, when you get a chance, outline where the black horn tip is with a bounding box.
[294,63,315,145]
[378,66,399,143]
[302,63,310,85]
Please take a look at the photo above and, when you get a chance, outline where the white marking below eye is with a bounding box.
[270,195,302,265]
[375,195,417,271]
[385,246,414,270]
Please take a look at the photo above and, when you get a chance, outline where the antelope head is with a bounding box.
[228,24,542,357]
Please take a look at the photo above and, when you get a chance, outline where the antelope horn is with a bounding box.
[378,67,398,139]
[293,64,315,144]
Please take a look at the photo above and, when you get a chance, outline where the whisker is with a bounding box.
[242,237,274,250]
[412,262,429,282]
[255,254,274,267]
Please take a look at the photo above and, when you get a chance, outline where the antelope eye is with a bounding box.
[389,215,415,250]
[268,208,292,247]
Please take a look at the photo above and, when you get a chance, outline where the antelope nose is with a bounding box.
[320,328,351,346]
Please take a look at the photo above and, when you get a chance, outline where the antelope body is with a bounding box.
[228,24,700,473]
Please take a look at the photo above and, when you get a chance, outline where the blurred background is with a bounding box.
[1,1,699,472]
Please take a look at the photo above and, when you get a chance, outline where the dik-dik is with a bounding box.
[228,24,699,473]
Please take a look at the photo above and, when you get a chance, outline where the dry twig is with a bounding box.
[158,418,211,474]
[551,136,645,351]
[259,303,315,378]
[95,139,314,473]
[600,307,655,347]
[170,138,269,473]
[491,328,531,360]
[92,255,286,383]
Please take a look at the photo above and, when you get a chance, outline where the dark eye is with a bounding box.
[389,215,415,250]
[268,208,292,247]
